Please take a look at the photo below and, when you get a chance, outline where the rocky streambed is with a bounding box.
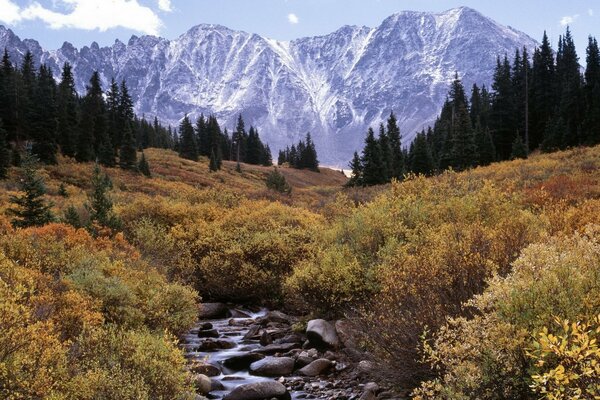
[181,303,398,400]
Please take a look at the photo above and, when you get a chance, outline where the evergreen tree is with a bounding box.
[63,204,82,228]
[409,132,435,176]
[178,115,198,161]
[0,118,10,179]
[31,65,58,164]
[378,124,391,182]
[583,36,600,145]
[530,32,556,150]
[277,149,286,165]
[77,72,103,162]
[138,152,151,177]
[106,78,120,149]
[541,116,565,152]
[7,152,54,227]
[556,28,583,148]
[233,114,246,167]
[56,63,78,157]
[265,168,291,194]
[475,122,496,166]
[86,164,121,231]
[386,112,404,179]
[450,103,478,171]
[209,147,222,172]
[360,127,385,186]
[58,183,68,197]
[490,55,517,160]
[119,122,137,170]
[346,151,363,187]
[511,133,528,159]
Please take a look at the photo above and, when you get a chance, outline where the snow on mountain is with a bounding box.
[0,7,537,165]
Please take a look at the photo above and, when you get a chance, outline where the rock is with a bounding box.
[357,360,376,375]
[364,382,379,393]
[223,381,291,400]
[298,358,333,377]
[198,329,220,338]
[200,322,213,330]
[244,325,261,340]
[295,356,313,368]
[306,319,340,349]
[190,363,221,377]
[211,379,225,391]
[263,311,292,324]
[275,333,304,345]
[197,340,221,352]
[230,309,252,318]
[251,343,299,355]
[359,391,377,400]
[230,318,256,327]
[193,374,212,395]
[249,356,295,376]
[199,303,230,319]
[223,353,265,370]
[260,330,272,346]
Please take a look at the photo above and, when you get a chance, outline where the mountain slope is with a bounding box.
[0,7,537,165]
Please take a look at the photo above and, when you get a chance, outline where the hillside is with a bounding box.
[0,145,598,399]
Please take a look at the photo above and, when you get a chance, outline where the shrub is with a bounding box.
[266,168,291,194]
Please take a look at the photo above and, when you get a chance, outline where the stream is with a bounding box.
[182,308,308,399]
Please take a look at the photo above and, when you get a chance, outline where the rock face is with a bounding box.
[249,357,295,376]
[306,319,340,349]
[223,381,291,400]
[0,7,537,165]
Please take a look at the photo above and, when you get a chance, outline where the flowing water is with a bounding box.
[182,309,308,399]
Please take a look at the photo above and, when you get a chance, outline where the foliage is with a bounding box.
[266,168,292,194]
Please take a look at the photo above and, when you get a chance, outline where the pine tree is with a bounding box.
[378,124,391,182]
[583,36,600,145]
[511,133,528,159]
[0,118,9,179]
[409,132,435,176]
[7,152,54,227]
[475,122,496,166]
[138,152,151,177]
[233,114,246,167]
[346,151,363,187]
[265,168,291,194]
[556,28,583,148]
[450,103,478,171]
[490,55,517,160]
[86,164,121,231]
[530,32,556,150]
[119,122,137,170]
[58,183,68,197]
[361,127,385,186]
[209,146,222,172]
[56,63,79,157]
[31,65,58,164]
[541,116,565,152]
[63,204,82,228]
[386,112,404,179]
[178,115,198,161]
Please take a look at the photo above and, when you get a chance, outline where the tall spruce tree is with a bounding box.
[7,152,54,227]
[56,63,78,157]
[490,55,517,160]
[138,152,151,177]
[119,122,137,170]
[530,32,556,150]
[583,36,600,145]
[511,133,528,159]
[378,123,391,182]
[450,103,478,171]
[178,115,198,161]
[556,28,583,147]
[347,151,363,187]
[409,132,435,176]
[361,127,385,186]
[475,122,496,166]
[31,65,58,164]
[386,112,404,179]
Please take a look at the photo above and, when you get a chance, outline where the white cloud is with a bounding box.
[560,14,579,26]
[287,13,299,24]
[0,0,23,24]
[4,0,163,35]
[158,0,172,12]
[589,9,594,17]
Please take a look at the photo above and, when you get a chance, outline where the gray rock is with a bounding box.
[249,356,295,376]
[306,319,340,348]
[190,363,221,377]
[230,309,252,318]
[223,381,291,400]
[193,374,212,395]
[251,343,299,355]
[198,329,219,338]
[298,358,333,377]
[223,353,265,370]
[199,303,229,319]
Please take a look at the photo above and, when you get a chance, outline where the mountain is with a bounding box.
[0,7,537,165]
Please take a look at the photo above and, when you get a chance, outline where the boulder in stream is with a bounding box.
[298,358,334,377]
[249,356,295,376]
[223,381,291,400]
[199,303,230,319]
[222,353,265,370]
[306,319,340,349]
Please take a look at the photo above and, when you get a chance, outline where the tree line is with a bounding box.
[350,27,600,185]
[277,133,319,172]
[177,113,273,171]
[0,50,176,178]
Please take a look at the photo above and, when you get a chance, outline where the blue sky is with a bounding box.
[0,0,598,57]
